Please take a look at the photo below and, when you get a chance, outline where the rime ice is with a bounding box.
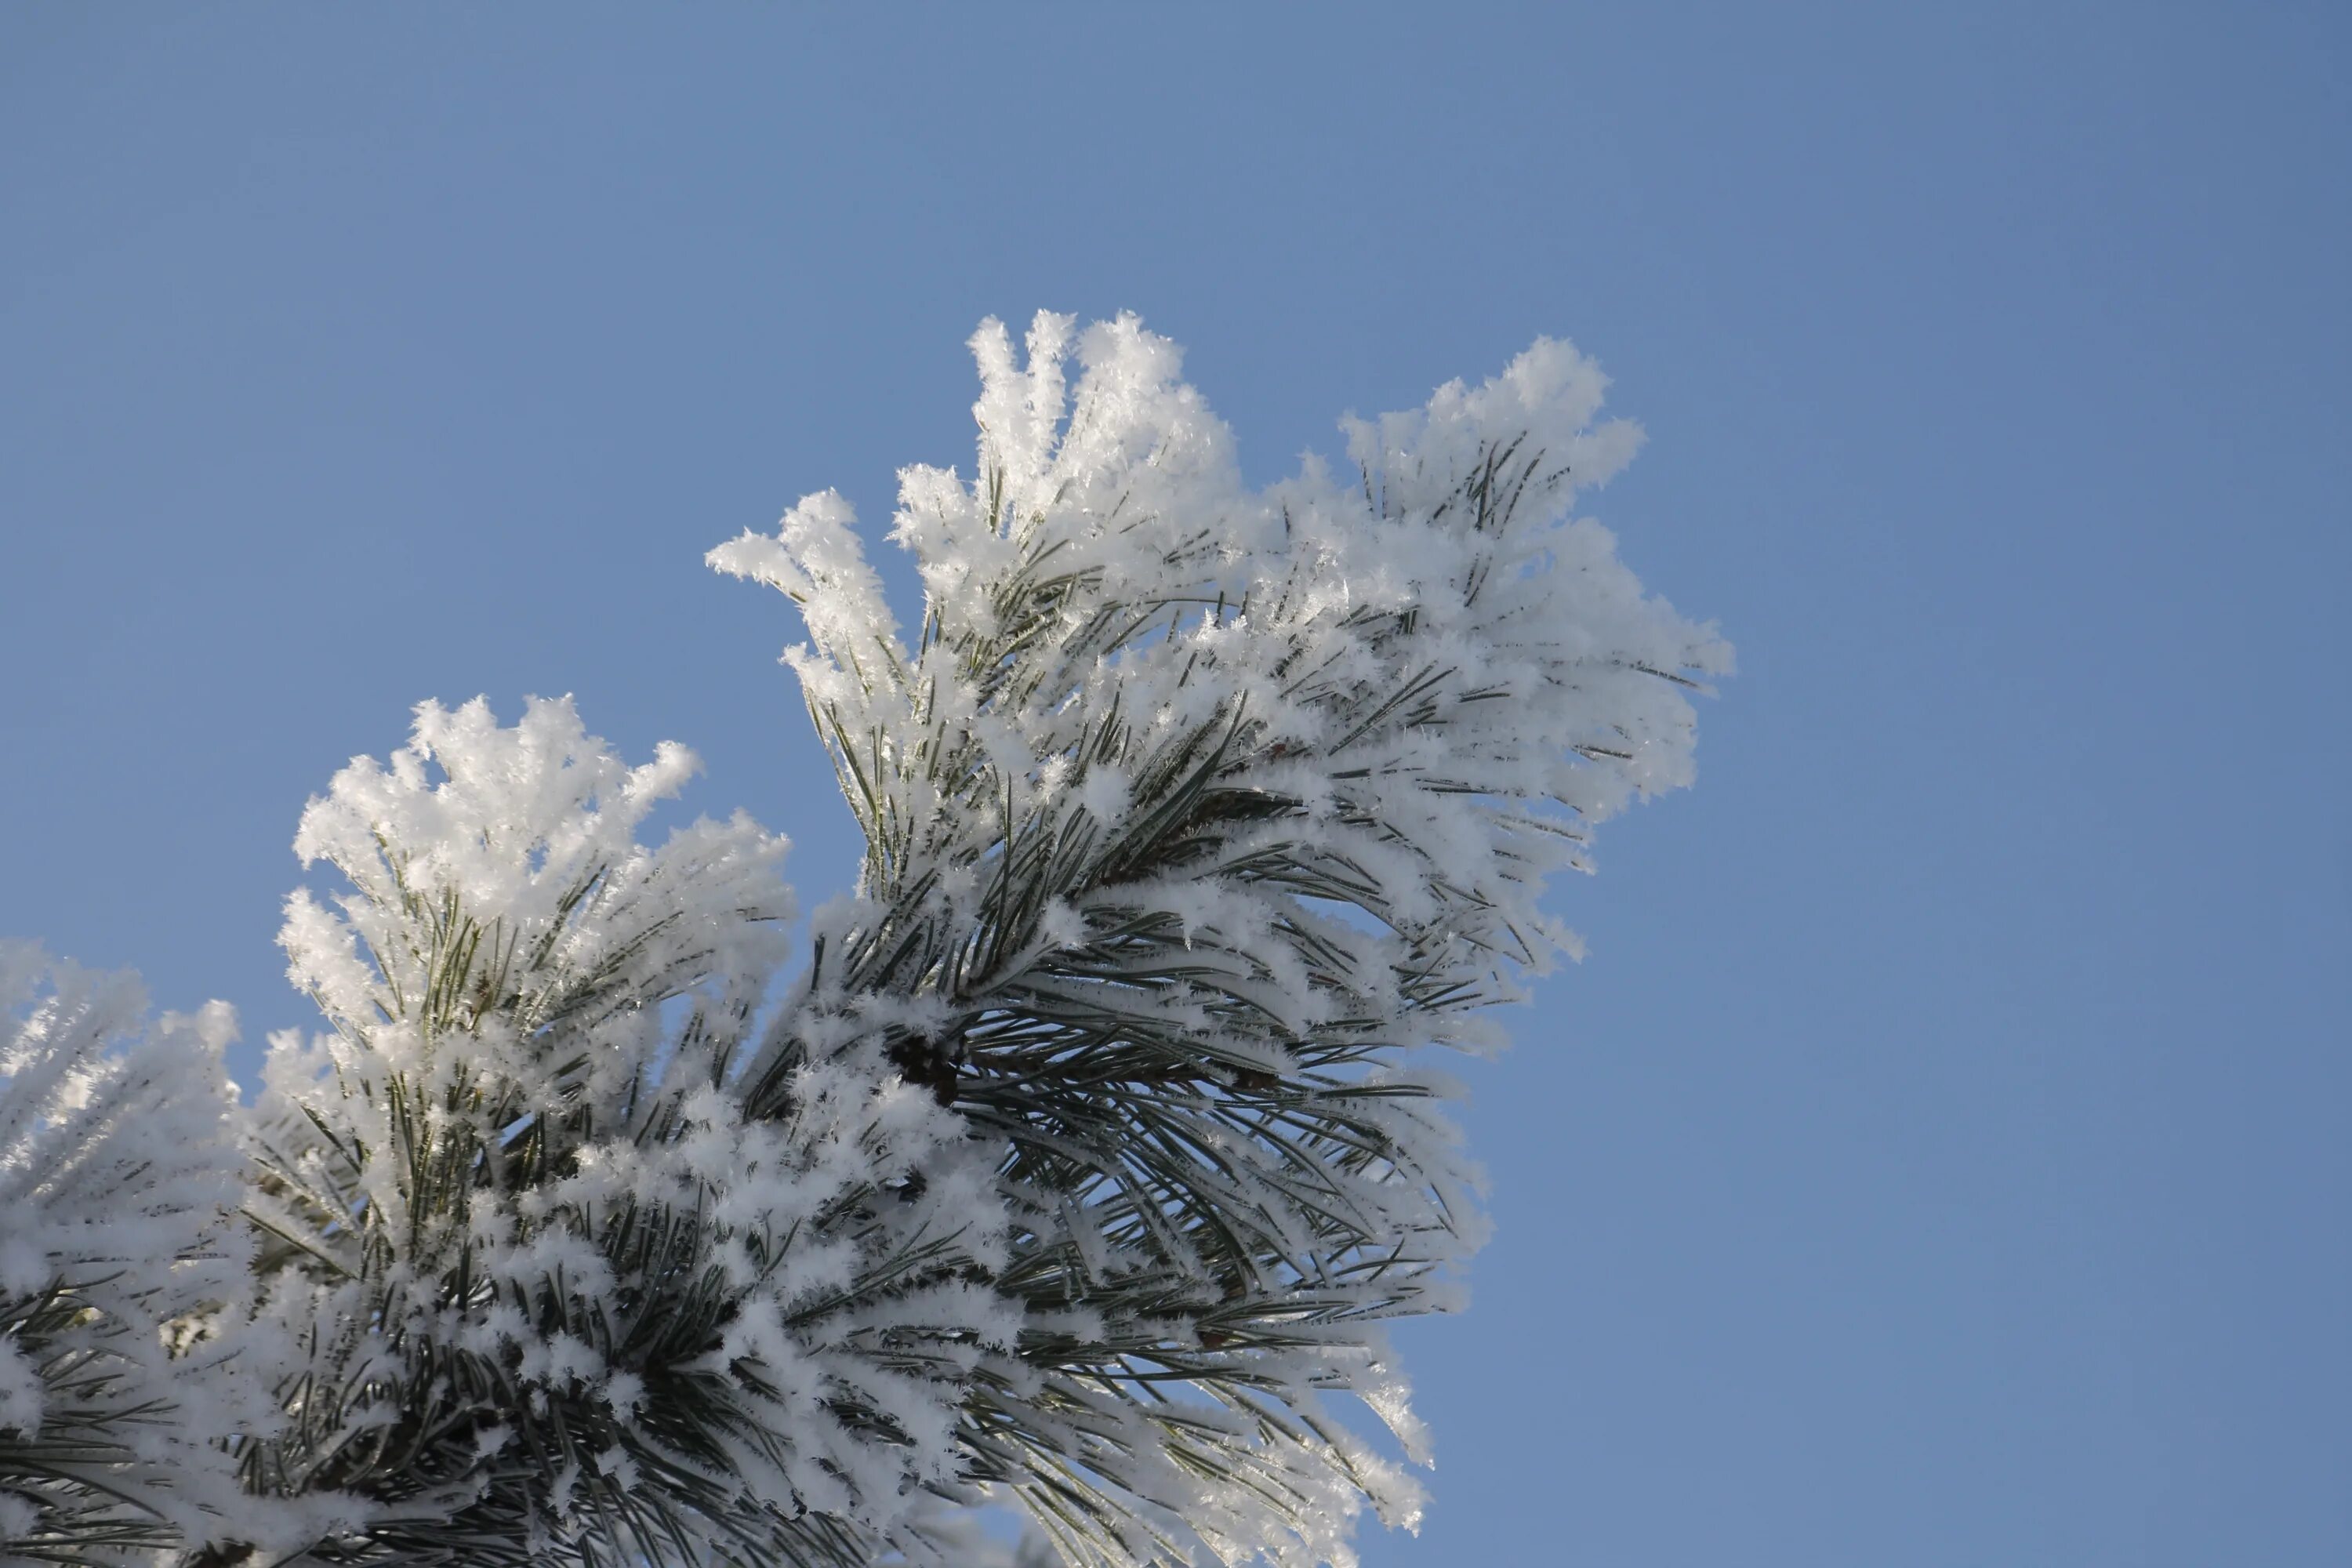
[0,314,1720,1566]
[710,312,1726,1568]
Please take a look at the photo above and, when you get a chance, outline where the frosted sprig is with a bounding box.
[238,698,1012,1564]
[714,311,1727,1566]
[0,944,252,1560]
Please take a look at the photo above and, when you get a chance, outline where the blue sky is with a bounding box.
[2,5,2345,1563]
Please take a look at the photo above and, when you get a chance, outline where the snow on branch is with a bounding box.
[236,698,1012,1563]
[0,946,251,1558]
[0,313,1719,1567]
[713,312,1728,1567]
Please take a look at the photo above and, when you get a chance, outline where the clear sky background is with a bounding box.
[2,5,2345,1565]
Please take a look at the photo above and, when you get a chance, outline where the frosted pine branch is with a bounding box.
[234,698,1010,1564]
[1,313,1721,1566]
[0,946,252,1560]
[711,312,1728,1567]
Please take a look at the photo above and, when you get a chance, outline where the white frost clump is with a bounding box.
[0,944,251,1559]
[714,312,1728,1566]
[240,697,1013,1561]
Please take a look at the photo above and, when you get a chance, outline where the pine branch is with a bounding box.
[719,311,1727,1565]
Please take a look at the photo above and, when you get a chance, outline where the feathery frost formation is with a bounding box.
[241,697,1007,1564]
[0,946,249,1559]
[0,313,1722,1566]
[711,313,1726,1566]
